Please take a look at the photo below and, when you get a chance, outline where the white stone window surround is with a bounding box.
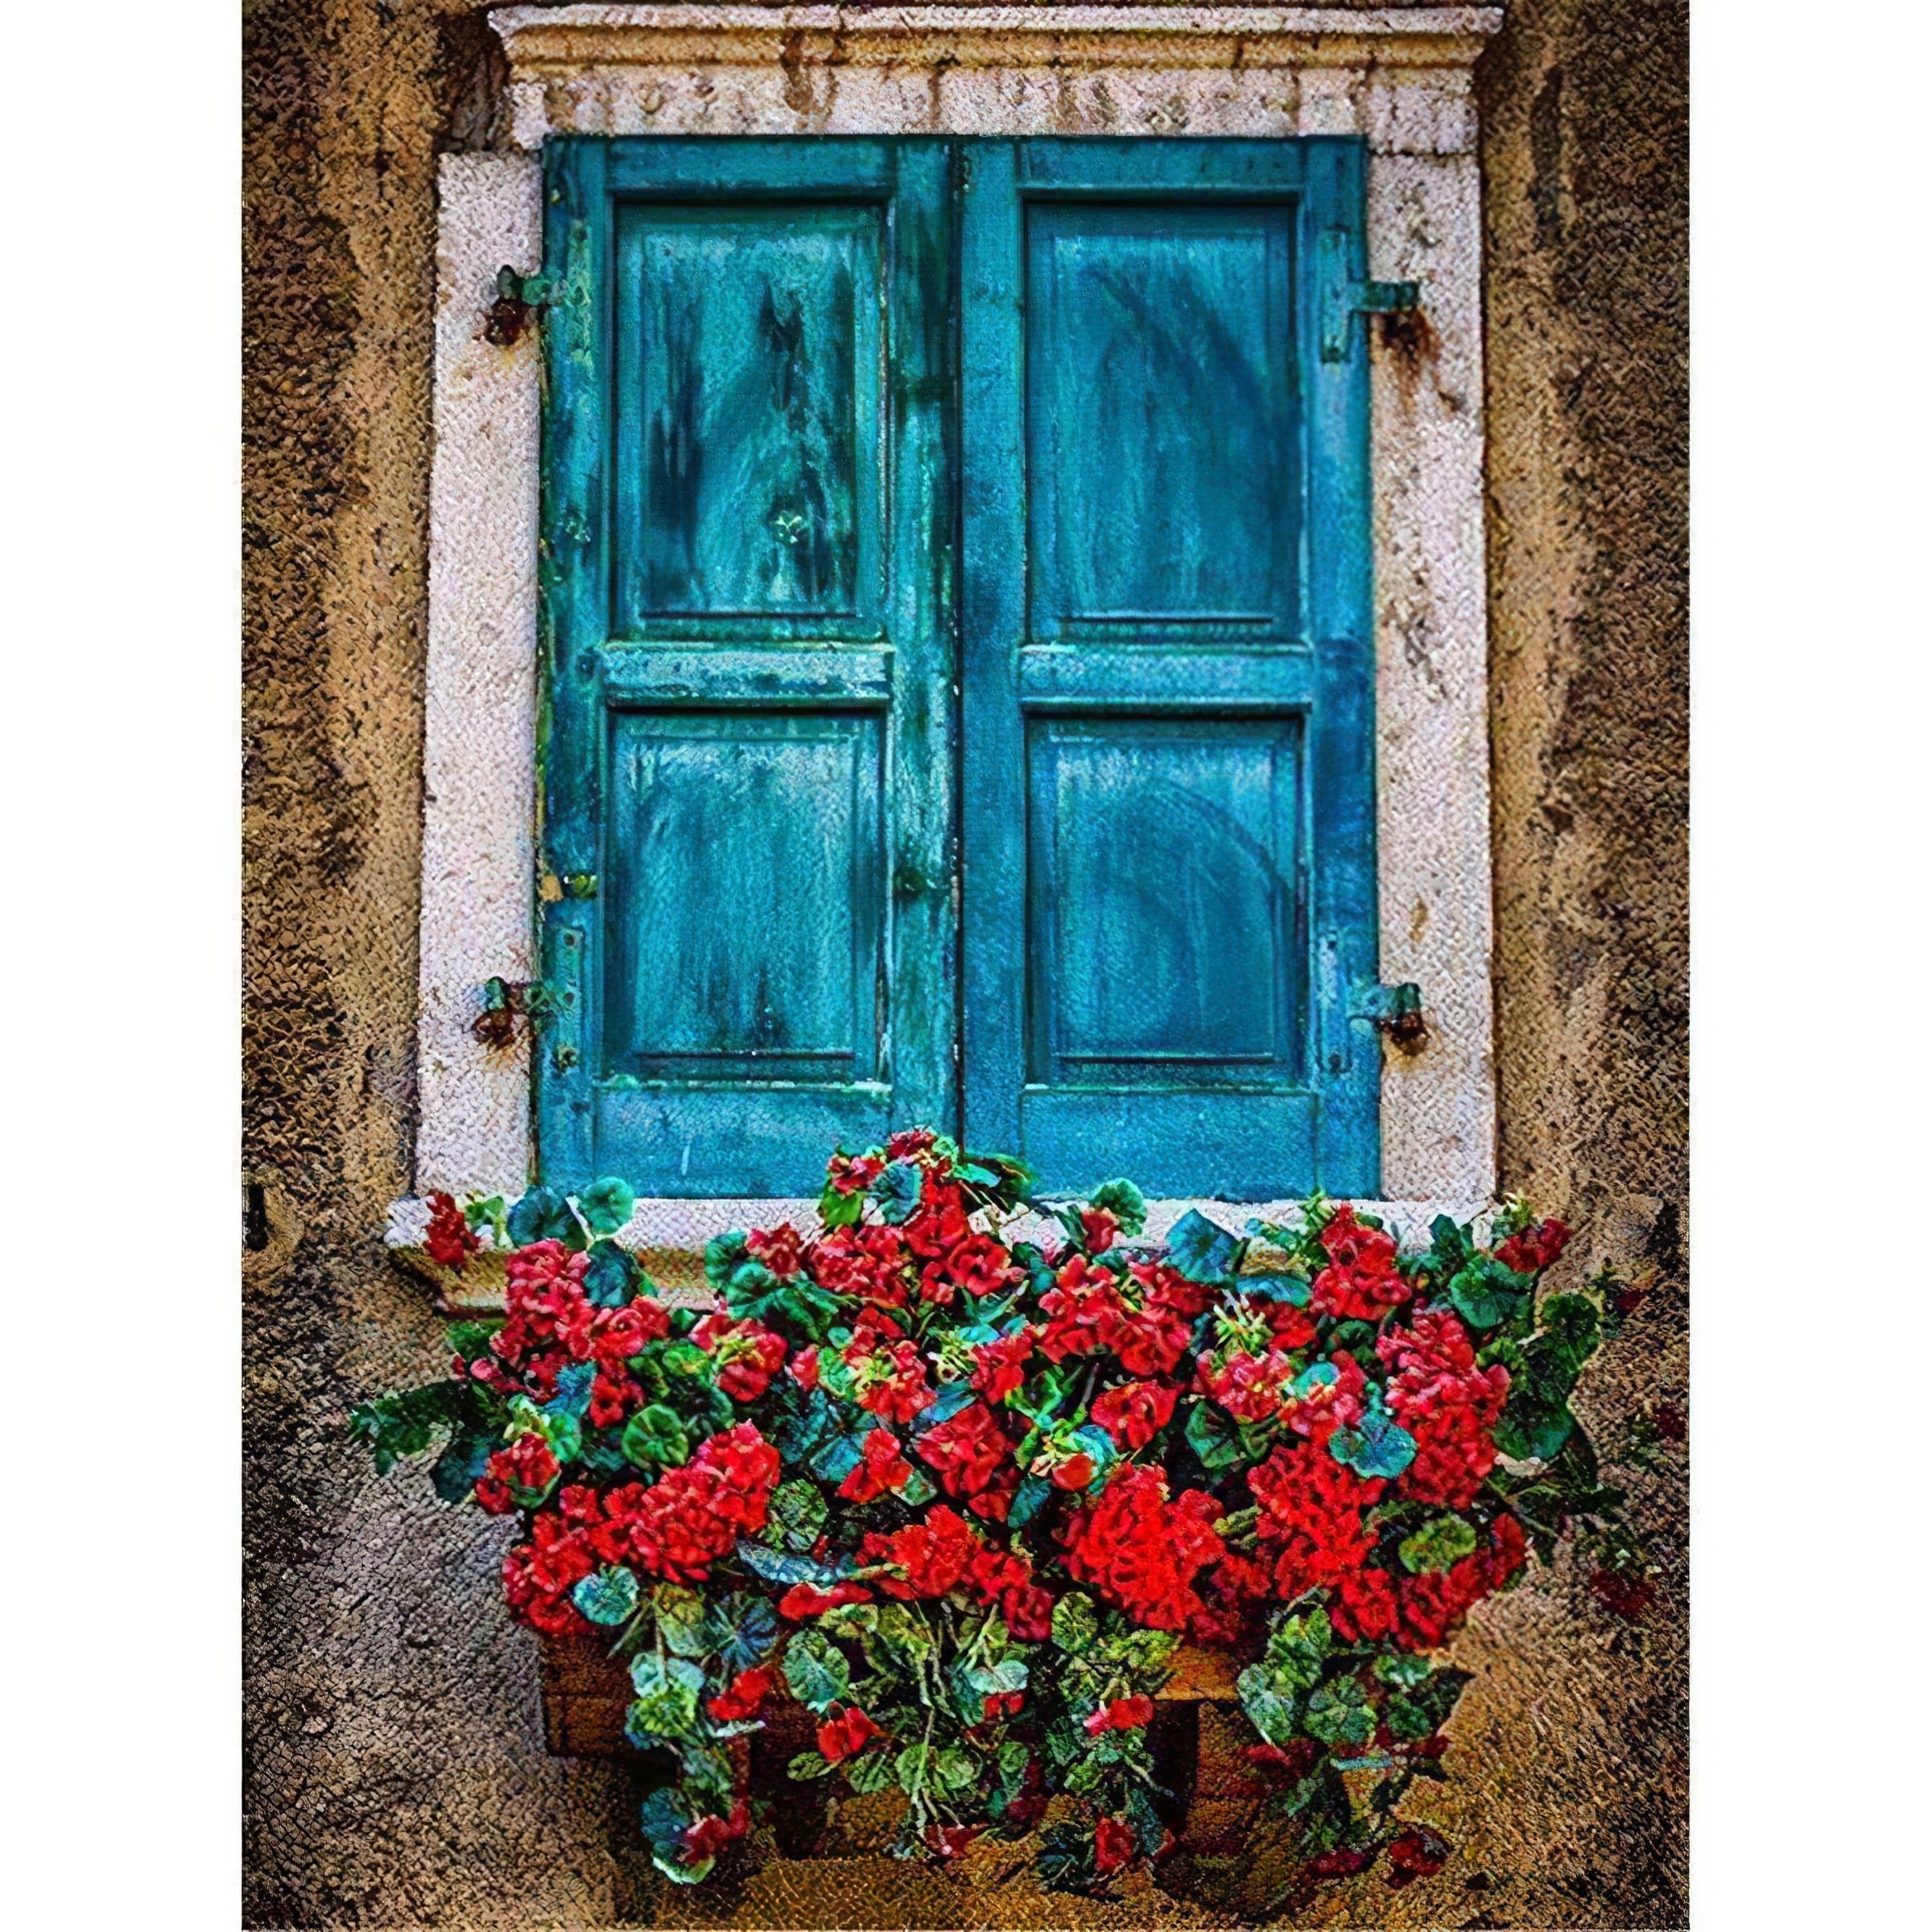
[402,5,1503,1274]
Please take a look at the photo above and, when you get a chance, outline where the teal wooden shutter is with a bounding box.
[960,138,1381,1198]
[538,139,956,1195]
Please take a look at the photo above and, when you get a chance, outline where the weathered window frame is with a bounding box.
[398,5,1503,1268]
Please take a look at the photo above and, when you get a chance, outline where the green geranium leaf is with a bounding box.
[818,1179,865,1229]
[1399,1515,1480,1575]
[847,1748,896,1794]
[578,1175,636,1236]
[349,1382,464,1475]
[704,1592,780,1674]
[1236,1662,1300,1748]
[875,1600,937,1665]
[1385,1666,1472,1742]
[1166,1208,1244,1284]
[764,1477,829,1553]
[1036,1820,1099,1894]
[627,1656,702,1743]
[1185,1395,1245,1472]
[1088,1179,1148,1238]
[704,1231,749,1292]
[935,1747,979,1792]
[736,1538,852,1589]
[782,1629,850,1711]
[895,1743,934,1794]
[1264,1606,1333,1693]
[638,1784,696,1857]
[1051,1592,1098,1653]
[572,1565,639,1626]
[871,1159,924,1224]
[1373,1652,1435,1689]
[582,1239,642,1307]
[429,1424,496,1503]
[894,1466,938,1506]
[620,1404,689,1471]
[1007,1474,1051,1527]
[1304,1676,1376,1749]
[651,1584,708,1657]
[547,1361,596,1422]
[506,1185,585,1251]
[444,1319,502,1359]
[1447,1257,1531,1330]
[960,1149,1038,1212]
[1329,1405,1418,1480]
[1494,1395,1575,1463]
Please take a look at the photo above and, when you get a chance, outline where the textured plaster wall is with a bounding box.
[242,2,1687,1924]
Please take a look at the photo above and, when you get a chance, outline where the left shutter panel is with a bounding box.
[538,138,957,1196]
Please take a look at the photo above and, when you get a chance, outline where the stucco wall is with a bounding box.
[242,3,1687,1924]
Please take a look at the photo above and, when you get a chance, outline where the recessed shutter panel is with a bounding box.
[538,139,956,1195]
[960,139,1381,1198]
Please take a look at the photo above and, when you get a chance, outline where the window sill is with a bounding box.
[385,1192,1495,1315]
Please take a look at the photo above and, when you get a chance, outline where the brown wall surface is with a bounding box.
[242,2,1687,1923]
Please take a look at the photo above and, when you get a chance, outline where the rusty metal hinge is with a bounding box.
[473,976,561,1048]
[484,266,555,348]
[1318,228,1423,362]
[1356,981,1428,1052]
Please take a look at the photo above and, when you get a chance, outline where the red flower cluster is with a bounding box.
[837,1426,914,1502]
[842,1327,934,1424]
[915,1401,1013,1500]
[1311,1206,1411,1322]
[1378,1307,1510,1509]
[810,1223,911,1307]
[424,1191,481,1271]
[476,1430,561,1514]
[1085,1694,1155,1736]
[970,1328,1034,1404]
[1247,1439,1385,1602]
[706,1665,774,1722]
[1392,1514,1527,1649]
[778,1580,873,1620]
[1061,1465,1225,1632]
[690,1313,788,1403]
[1090,1379,1177,1451]
[485,1238,671,1428]
[1039,1257,1191,1377]
[1496,1216,1571,1276]
[502,1425,782,1623]
[817,1706,882,1762]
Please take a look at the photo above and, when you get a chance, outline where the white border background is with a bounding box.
[2,2,1928,1925]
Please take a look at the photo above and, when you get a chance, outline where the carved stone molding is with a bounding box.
[489,6,1500,151]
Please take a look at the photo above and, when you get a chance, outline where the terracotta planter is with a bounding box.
[537,1631,1269,1864]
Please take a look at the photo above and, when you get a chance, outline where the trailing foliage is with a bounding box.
[360,1138,1645,1898]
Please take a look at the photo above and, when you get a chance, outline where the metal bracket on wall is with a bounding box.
[1317,227,1424,362]
[484,266,555,347]
[473,976,560,1049]
[1355,981,1428,1052]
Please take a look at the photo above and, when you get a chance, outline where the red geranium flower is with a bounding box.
[425,1191,481,1272]
[1091,1380,1179,1451]
[1094,1815,1137,1875]
[1496,1216,1571,1275]
[706,1665,775,1722]
[777,1580,873,1620]
[840,1426,915,1503]
[969,1329,1034,1404]
[1061,1465,1225,1632]
[817,1705,883,1763]
[1311,1205,1410,1322]
[916,1401,1013,1499]
[1085,1694,1156,1736]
